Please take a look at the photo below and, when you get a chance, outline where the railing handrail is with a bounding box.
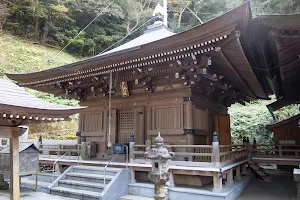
[103,145,128,191]
[52,144,80,182]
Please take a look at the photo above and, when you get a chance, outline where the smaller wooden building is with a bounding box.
[267,114,300,145]
[0,78,85,200]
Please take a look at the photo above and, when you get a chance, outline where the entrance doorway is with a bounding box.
[117,110,134,143]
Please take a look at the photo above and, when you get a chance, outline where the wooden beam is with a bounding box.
[10,128,20,200]
[236,165,241,180]
[172,169,213,176]
[227,168,233,183]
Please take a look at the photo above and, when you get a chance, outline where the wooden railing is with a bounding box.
[252,145,300,158]
[130,143,247,168]
[219,145,247,166]
[40,144,81,156]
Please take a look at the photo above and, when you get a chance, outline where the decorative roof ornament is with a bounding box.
[152,2,168,27]
[152,3,164,17]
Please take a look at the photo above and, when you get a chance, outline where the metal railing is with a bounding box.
[103,145,128,190]
[51,144,80,182]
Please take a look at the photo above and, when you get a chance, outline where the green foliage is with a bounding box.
[0,32,80,76]
[28,121,78,140]
[229,99,299,145]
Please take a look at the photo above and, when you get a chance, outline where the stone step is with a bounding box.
[21,178,50,192]
[66,172,114,183]
[21,178,50,187]
[129,183,154,198]
[72,165,121,176]
[27,173,59,183]
[51,186,101,200]
[119,195,154,200]
[58,179,105,193]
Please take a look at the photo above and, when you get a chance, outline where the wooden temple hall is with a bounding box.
[3,2,300,200]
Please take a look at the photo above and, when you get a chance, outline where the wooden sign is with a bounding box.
[120,81,129,97]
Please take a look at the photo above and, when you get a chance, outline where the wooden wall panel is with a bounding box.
[194,108,209,132]
[82,112,104,132]
[215,114,231,145]
[274,125,300,145]
[152,105,183,129]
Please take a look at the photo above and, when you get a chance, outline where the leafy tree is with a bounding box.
[229,99,298,145]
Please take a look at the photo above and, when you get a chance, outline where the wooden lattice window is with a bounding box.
[117,110,134,143]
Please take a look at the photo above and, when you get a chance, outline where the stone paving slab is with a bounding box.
[238,168,297,200]
[0,190,76,200]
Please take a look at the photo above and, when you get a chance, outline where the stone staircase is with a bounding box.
[119,183,154,200]
[50,165,122,200]
[21,173,59,193]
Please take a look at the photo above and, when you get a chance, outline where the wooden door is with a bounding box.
[215,114,231,145]
[117,110,135,143]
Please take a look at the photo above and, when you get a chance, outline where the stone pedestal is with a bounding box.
[294,168,300,200]
[0,174,9,190]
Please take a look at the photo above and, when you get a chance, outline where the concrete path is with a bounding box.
[0,190,76,200]
[238,168,297,200]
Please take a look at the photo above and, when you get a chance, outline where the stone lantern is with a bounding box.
[145,132,175,200]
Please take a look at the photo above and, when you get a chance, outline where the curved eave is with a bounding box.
[0,79,86,121]
[6,2,252,84]
[253,14,300,107]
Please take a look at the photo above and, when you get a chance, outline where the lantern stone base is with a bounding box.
[0,181,9,190]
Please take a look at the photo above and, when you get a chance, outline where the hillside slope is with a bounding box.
[0,32,79,76]
[0,32,80,139]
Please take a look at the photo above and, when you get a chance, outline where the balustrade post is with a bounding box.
[57,145,61,156]
[38,135,42,151]
[212,132,221,167]
[129,134,135,163]
[145,139,151,163]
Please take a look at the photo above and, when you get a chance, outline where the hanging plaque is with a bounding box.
[120,81,129,97]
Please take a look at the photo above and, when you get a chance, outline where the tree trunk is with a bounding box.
[34,18,39,37]
[178,7,186,29]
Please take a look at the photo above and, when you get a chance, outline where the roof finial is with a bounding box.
[152,1,168,27]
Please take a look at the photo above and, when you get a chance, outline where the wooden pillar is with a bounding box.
[146,107,152,140]
[236,165,241,180]
[242,163,247,175]
[10,128,20,200]
[212,141,220,167]
[185,99,194,161]
[130,167,136,183]
[279,145,282,157]
[227,168,233,183]
[213,172,222,192]
[134,106,145,145]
